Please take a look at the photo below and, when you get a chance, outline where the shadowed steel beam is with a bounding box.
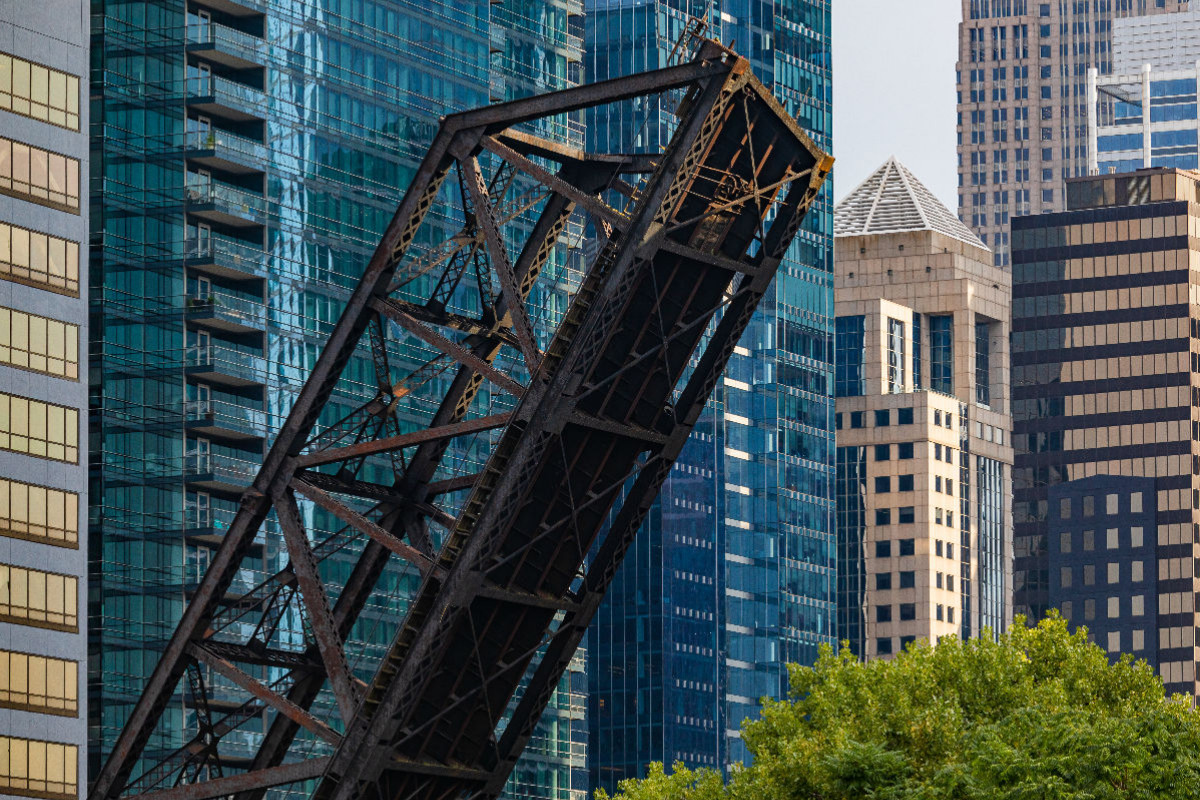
[292,413,511,468]
[134,758,331,800]
[373,298,526,397]
[276,489,360,722]
[189,644,342,746]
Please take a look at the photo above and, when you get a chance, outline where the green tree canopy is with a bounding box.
[598,615,1200,800]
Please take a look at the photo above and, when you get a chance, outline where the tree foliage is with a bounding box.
[597,615,1200,800]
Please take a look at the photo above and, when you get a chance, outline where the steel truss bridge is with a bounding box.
[91,37,830,800]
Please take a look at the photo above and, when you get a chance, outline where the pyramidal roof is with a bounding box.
[834,157,987,249]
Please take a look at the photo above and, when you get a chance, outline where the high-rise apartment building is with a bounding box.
[1087,2,1200,175]
[583,3,834,789]
[90,2,585,799]
[1011,167,1200,696]
[834,159,1013,660]
[0,2,89,799]
[956,0,1186,268]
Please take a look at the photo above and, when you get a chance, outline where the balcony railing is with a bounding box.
[185,128,267,166]
[187,291,268,331]
[186,181,268,224]
[186,75,266,119]
[186,235,267,277]
[185,343,268,385]
[184,451,261,486]
[185,398,270,438]
[186,22,266,66]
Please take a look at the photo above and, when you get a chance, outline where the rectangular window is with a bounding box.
[0,563,77,631]
[1084,564,1095,586]
[936,573,944,589]
[0,392,78,462]
[875,508,892,525]
[1107,562,1119,583]
[876,638,893,655]
[874,409,890,427]
[1106,528,1118,549]
[1131,527,1143,547]
[1083,530,1095,551]
[876,573,892,590]
[936,540,943,557]
[876,605,892,622]
[899,602,916,620]
[975,320,991,406]
[899,571,915,588]
[0,222,79,296]
[0,649,77,715]
[898,506,915,523]
[874,444,891,461]
[899,539,915,556]
[947,606,955,623]
[912,313,922,389]
[0,136,80,212]
[0,478,77,548]
[0,735,77,799]
[0,307,78,379]
[1059,531,1071,553]
[850,411,864,429]
[937,604,944,621]
[898,407,913,425]
[929,315,954,394]
[875,541,891,558]
[874,476,891,493]
[1060,566,1072,588]
[835,316,865,397]
[898,475,914,491]
[898,442,914,459]
[1107,597,1119,618]
[0,53,80,130]
[887,317,906,393]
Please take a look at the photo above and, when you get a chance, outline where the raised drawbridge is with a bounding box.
[90,37,831,800]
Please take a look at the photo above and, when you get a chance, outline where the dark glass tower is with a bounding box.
[583,1,834,789]
[89,1,586,798]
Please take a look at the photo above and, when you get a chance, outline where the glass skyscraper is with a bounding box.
[90,2,585,799]
[583,1,834,789]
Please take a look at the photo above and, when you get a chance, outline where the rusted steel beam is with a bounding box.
[189,644,342,745]
[132,758,331,800]
[275,489,361,722]
[293,413,510,468]
[478,136,629,230]
[290,477,443,576]
[425,473,481,496]
[373,297,526,397]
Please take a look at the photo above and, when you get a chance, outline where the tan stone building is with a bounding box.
[1011,167,1200,696]
[834,159,1013,659]
[955,0,1186,269]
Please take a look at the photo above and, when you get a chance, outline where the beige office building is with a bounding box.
[956,0,1185,268]
[834,159,1013,659]
[0,2,88,799]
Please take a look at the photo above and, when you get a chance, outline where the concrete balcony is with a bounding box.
[185,235,268,281]
[184,451,261,495]
[185,128,267,176]
[186,291,267,335]
[187,22,266,70]
[185,399,269,442]
[186,181,267,228]
[185,343,268,389]
[187,75,266,123]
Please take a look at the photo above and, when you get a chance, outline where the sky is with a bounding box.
[832,0,962,209]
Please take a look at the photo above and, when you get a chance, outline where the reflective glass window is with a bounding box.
[0,53,80,130]
[0,563,77,631]
[0,649,77,715]
[0,136,79,212]
[0,478,77,547]
[0,307,78,378]
[0,392,79,462]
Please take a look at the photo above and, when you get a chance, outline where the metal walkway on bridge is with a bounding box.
[91,36,831,800]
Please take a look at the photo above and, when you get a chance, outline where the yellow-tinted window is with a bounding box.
[0,563,78,631]
[0,392,79,463]
[0,221,79,296]
[0,736,78,799]
[0,650,78,716]
[0,478,78,548]
[0,53,80,131]
[0,136,79,212]
[0,307,78,379]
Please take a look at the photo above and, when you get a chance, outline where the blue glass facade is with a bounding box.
[583,0,834,787]
[1093,70,1200,174]
[90,1,585,798]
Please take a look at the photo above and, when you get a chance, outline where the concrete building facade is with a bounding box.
[1011,167,1200,696]
[956,0,1186,268]
[835,159,1013,660]
[0,2,89,799]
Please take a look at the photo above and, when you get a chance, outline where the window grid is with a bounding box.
[0,735,78,800]
[0,649,78,716]
[0,563,78,631]
[0,221,80,296]
[0,392,79,462]
[0,136,80,212]
[0,307,78,379]
[0,53,80,131]
[0,477,78,548]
